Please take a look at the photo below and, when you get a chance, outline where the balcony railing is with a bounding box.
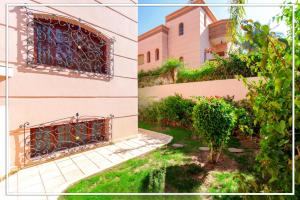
[20,113,113,167]
[209,19,231,46]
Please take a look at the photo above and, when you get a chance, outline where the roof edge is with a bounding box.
[138,25,169,42]
[165,0,217,23]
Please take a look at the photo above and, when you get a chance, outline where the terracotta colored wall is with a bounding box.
[166,7,201,68]
[139,77,259,106]
[138,31,168,72]
[0,0,137,171]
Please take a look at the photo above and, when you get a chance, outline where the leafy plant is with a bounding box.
[240,17,294,193]
[147,166,166,193]
[159,94,196,128]
[229,0,247,46]
[176,61,217,83]
[138,101,162,125]
[160,58,183,83]
[192,97,237,163]
[139,94,195,129]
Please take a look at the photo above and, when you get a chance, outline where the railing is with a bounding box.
[20,113,113,167]
[209,19,231,46]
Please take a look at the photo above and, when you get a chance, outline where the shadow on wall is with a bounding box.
[8,7,113,82]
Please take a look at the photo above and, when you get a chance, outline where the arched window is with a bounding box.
[155,49,159,61]
[179,57,184,62]
[28,14,113,76]
[147,51,151,63]
[179,23,184,36]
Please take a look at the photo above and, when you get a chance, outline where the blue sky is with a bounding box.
[138,0,288,35]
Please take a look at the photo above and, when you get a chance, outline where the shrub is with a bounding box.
[193,97,237,163]
[147,167,166,193]
[139,94,195,128]
[223,98,257,136]
[138,101,162,125]
[159,94,196,128]
[176,61,217,83]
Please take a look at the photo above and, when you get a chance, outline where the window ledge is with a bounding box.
[0,65,14,77]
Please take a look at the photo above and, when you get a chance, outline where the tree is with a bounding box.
[229,0,247,45]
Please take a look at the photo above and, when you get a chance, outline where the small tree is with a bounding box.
[193,98,237,163]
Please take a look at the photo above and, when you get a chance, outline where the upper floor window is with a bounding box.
[27,13,114,77]
[138,54,144,65]
[179,23,184,36]
[204,14,207,27]
[147,51,151,63]
[155,49,159,61]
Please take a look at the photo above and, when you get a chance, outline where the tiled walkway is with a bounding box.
[0,129,172,200]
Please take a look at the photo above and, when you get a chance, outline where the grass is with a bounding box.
[60,122,256,199]
[207,171,254,193]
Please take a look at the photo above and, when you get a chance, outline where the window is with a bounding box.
[30,119,109,158]
[138,54,144,65]
[147,51,151,63]
[31,16,112,75]
[179,57,184,62]
[179,23,184,36]
[155,49,159,61]
[204,14,207,27]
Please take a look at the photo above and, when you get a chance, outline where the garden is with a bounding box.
[60,1,299,199]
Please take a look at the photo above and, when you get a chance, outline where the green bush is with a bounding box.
[176,54,258,84]
[223,98,257,136]
[147,167,166,193]
[176,61,217,83]
[138,101,162,125]
[139,95,195,128]
[159,94,196,128]
[192,97,237,163]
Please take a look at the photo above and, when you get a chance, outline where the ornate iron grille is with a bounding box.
[20,113,113,167]
[25,9,114,79]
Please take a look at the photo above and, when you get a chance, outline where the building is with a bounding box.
[0,0,137,175]
[138,0,230,71]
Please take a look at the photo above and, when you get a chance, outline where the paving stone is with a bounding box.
[228,148,244,153]
[172,143,184,148]
[199,147,209,151]
[1,130,172,195]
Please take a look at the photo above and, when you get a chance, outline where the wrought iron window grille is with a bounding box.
[20,113,114,167]
[25,7,115,80]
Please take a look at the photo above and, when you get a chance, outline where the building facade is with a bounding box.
[138,0,230,71]
[0,0,138,175]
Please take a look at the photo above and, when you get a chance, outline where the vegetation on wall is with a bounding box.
[138,54,258,87]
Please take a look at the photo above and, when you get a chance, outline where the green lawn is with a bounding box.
[59,122,256,200]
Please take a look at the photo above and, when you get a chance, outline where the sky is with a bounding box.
[138,0,290,35]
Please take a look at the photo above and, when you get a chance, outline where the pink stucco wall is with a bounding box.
[139,78,260,105]
[138,31,168,72]
[0,0,137,171]
[166,7,201,68]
